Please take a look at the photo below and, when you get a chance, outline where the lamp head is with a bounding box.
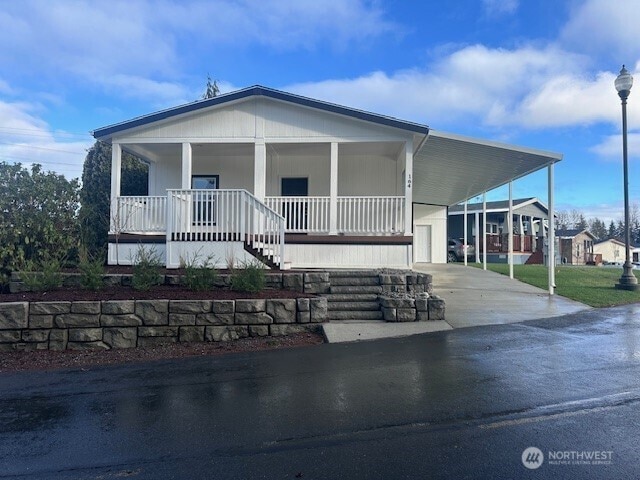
[615,65,633,100]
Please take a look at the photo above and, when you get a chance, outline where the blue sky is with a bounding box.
[1,0,639,222]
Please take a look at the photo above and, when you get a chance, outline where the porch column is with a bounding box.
[254,139,266,201]
[482,192,487,270]
[548,163,556,295]
[329,142,338,235]
[463,200,468,266]
[109,143,122,232]
[404,139,413,236]
[475,211,480,263]
[508,181,514,279]
[181,142,192,189]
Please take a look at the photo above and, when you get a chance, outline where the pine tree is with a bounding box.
[202,75,220,99]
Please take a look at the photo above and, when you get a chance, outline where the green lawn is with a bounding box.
[469,263,640,308]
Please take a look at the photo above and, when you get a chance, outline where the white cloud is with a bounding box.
[560,0,640,61]
[0,100,91,180]
[590,131,640,161]
[482,0,519,17]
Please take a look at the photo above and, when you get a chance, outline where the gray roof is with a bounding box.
[448,197,548,214]
[556,229,596,239]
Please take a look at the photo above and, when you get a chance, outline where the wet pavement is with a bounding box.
[1,304,640,479]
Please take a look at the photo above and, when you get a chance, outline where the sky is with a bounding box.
[1,0,640,223]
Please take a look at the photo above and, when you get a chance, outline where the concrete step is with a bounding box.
[322,293,380,302]
[329,276,380,286]
[327,310,384,321]
[330,285,383,294]
[327,301,380,311]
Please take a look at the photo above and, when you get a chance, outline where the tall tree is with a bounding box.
[0,162,80,277]
[202,74,220,99]
[79,141,148,258]
[608,220,617,238]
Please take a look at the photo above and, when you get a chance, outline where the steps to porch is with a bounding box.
[322,271,384,322]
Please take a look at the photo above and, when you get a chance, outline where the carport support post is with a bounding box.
[329,142,338,235]
[548,163,556,295]
[109,143,122,233]
[483,192,487,270]
[181,143,192,189]
[463,200,468,266]
[475,211,480,263]
[508,182,514,279]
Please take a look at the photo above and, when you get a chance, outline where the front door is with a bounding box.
[415,225,432,262]
[281,178,308,232]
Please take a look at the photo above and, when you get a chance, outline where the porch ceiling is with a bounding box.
[413,130,562,207]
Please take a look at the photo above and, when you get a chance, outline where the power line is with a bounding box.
[0,141,86,155]
[0,156,83,168]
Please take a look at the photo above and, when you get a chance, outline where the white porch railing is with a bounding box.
[338,196,405,234]
[264,196,330,233]
[115,196,167,233]
[166,189,285,268]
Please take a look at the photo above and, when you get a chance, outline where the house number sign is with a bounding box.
[407,174,412,188]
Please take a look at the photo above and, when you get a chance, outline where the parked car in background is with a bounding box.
[448,238,475,262]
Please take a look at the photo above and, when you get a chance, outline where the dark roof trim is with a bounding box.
[93,85,430,139]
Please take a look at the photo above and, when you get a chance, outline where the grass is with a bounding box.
[468,263,640,308]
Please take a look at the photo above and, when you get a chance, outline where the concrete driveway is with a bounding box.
[414,263,589,328]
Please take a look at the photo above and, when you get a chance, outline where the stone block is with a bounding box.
[102,300,135,315]
[169,314,196,326]
[9,281,30,293]
[309,298,328,322]
[138,337,178,347]
[415,297,429,311]
[49,329,68,351]
[62,274,82,288]
[205,325,249,342]
[397,308,417,322]
[379,274,406,285]
[0,330,21,342]
[417,312,429,322]
[303,282,330,294]
[428,296,445,320]
[265,274,283,289]
[71,302,101,314]
[213,275,231,288]
[30,302,71,315]
[138,326,179,337]
[304,272,329,283]
[100,314,142,327]
[296,298,310,311]
[249,325,269,337]
[0,343,18,352]
[379,297,415,309]
[382,307,397,322]
[211,300,234,314]
[235,299,266,313]
[179,326,205,343]
[168,300,211,314]
[55,314,100,328]
[165,275,181,286]
[196,313,234,326]
[270,324,317,336]
[22,329,51,342]
[266,299,296,323]
[68,328,103,342]
[135,300,169,324]
[67,341,110,350]
[121,275,133,287]
[29,315,54,329]
[234,312,273,325]
[297,311,311,323]
[103,327,137,349]
[283,273,304,291]
[19,342,49,351]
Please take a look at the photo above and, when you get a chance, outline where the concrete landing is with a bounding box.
[322,320,452,343]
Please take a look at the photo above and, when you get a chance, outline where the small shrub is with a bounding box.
[180,251,218,291]
[230,260,266,293]
[131,246,163,291]
[20,256,64,292]
[78,247,105,290]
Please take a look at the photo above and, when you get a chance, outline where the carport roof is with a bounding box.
[413,130,562,207]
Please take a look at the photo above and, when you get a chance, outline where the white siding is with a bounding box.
[413,204,447,264]
[338,155,399,196]
[285,244,411,269]
[266,153,330,196]
[593,240,624,263]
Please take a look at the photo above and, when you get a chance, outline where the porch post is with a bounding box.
[404,139,413,236]
[548,163,556,295]
[463,200,468,266]
[181,142,192,189]
[482,192,487,270]
[109,143,122,232]
[254,139,266,201]
[508,181,514,279]
[329,142,338,235]
[475,211,480,263]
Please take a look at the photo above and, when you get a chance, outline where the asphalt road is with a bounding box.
[1,305,640,479]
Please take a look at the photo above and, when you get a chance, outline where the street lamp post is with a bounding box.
[614,65,640,291]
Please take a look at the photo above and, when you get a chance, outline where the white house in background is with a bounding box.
[92,86,562,270]
[594,238,625,264]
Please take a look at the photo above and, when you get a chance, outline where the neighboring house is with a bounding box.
[556,229,599,265]
[448,198,551,264]
[93,85,562,269]
[593,238,625,264]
